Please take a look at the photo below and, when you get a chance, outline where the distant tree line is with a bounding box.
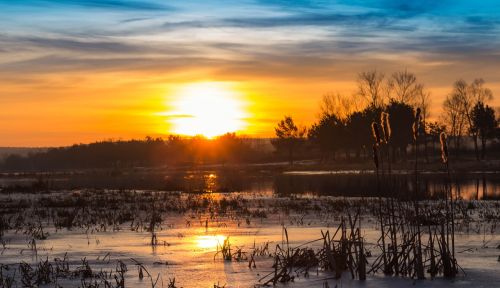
[273,70,499,164]
[0,134,268,171]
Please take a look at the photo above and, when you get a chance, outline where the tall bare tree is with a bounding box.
[356,70,386,108]
[471,102,497,159]
[442,92,467,153]
[451,79,494,160]
[387,70,423,105]
[319,92,359,120]
[469,78,493,103]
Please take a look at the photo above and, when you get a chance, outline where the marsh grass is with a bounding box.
[0,165,498,286]
[0,264,15,288]
[257,216,367,286]
[0,192,497,286]
[215,237,232,261]
[2,256,170,288]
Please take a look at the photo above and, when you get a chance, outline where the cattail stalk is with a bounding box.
[371,122,388,271]
[381,112,398,274]
[371,122,382,144]
[371,121,387,271]
[440,132,448,164]
[372,144,379,169]
[413,108,424,279]
[381,112,391,144]
[441,132,456,275]
[413,108,421,141]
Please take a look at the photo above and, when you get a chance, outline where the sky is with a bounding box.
[1,0,500,146]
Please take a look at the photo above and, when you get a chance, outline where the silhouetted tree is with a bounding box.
[214,133,254,164]
[444,79,494,159]
[346,111,371,159]
[308,114,347,161]
[272,116,306,165]
[386,101,414,160]
[443,91,466,154]
[468,79,494,159]
[471,102,497,159]
[166,135,188,164]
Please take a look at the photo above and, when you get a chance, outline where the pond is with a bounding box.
[1,168,498,200]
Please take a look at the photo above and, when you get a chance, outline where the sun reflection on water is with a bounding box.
[195,235,227,250]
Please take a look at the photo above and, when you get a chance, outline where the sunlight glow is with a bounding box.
[195,235,227,250]
[167,82,247,138]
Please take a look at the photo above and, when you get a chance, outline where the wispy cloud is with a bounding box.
[4,0,173,11]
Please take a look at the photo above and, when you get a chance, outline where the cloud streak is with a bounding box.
[5,0,172,11]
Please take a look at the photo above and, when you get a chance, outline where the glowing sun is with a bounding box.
[167,82,247,138]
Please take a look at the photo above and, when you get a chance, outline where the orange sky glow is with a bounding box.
[1,70,499,147]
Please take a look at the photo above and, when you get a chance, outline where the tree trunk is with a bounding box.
[423,134,429,163]
[423,120,429,163]
[472,133,480,161]
[481,136,486,159]
[454,136,460,157]
[392,146,397,163]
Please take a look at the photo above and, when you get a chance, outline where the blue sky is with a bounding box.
[0,0,499,145]
[1,0,499,80]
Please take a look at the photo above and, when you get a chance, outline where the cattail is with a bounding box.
[371,122,381,144]
[380,112,391,143]
[380,113,386,143]
[139,266,144,279]
[413,108,421,141]
[440,132,448,164]
[372,143,379,169]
